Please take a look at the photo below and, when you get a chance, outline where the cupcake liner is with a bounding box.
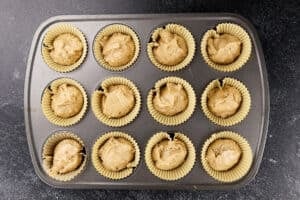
[145,132,196,181]
[42,23,88,73]
[201,77,251,126]
[200,23,252,72]
[42,131,87,181]
[201,131,253,183]
[147,76,196,126]
[93,24,140,71]
[91,77,141,127]
[92,131,140,180]
[41,78,88,127]
[147,23,196,72]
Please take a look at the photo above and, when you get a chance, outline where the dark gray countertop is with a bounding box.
[0,0,299,199]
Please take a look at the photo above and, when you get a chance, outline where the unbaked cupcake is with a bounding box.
[201,131,253,182]
[207,85,242,119]
[201,77,251,126]
[101,84,135,119]
[49,33,83,66]
[99,137,135,172]
[92,131,140,179]
[152,137,188,171]
[93,24,140,71]
[147,24,195,72]
[42,23,87,72]
[206,139,241,171]
[201,23,252,72]
[42,131,87,181]
[145,132,195,181]
[41,78,88,127]
[147,77,196,126]
[153,29,188,66]
[153,82,188,116]
[91,77,141,127]
[207,33,241,65]
[51,83,84,118]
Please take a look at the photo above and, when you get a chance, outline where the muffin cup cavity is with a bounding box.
[201,77,251,126]
[200,23,252,72]
[91,77,141,127]
[42,23,88,73]
[91,131,140,180]
[201,131,253,183]
[147,76,196,126]
[93,24,140,71]
[145,132,196,181]
[42,131,87,181]
[41,78,88,127]
[147,23,196,72]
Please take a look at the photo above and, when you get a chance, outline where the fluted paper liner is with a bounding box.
[42,23,88,73]
[201,131,253,183]
[201,77,251,126]
[42,131,87,181]
[147,24,195,72]
[91,77,141,127]
[92,131,140,180]
[41,78,88,127]
[147,77,196,126]
[93,24,140,71]
[145,132,196,181]
[200,23,252,72]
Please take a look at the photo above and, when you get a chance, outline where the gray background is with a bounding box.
[0,0,299,199]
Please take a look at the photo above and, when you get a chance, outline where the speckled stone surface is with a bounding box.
[0,0,299,199]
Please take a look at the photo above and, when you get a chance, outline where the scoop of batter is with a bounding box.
[51,83,84,118]
[98,137,135,172]
[100,33,135,67]
[101,84,135,118]
[51,139,83,174]
[207,33,241,64]
[153,82,188,116]
[153,29,188,65]
[207,85,242,118]
[206,139,241,171]
[50,33,83,65]
[152,138,187,170]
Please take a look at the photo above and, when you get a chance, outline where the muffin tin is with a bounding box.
[24,13,269,190]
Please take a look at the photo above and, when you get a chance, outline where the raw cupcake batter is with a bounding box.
[153,29,188,65]
[153,82,188,116]
[207,33,241,64]
[152,138,187,170]
[51,139,83,174]
[101,84,135,118]
[207,85,242,118]
[206,138,242,171]
[50,33,83,65]
[51,83,84,118]
[98,137,135,172]
[100,33,135,67]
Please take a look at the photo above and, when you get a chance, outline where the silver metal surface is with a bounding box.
[24,13,269,190]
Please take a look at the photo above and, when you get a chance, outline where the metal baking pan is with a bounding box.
[24,13,269,190]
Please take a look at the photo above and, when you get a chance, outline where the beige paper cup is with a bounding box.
[41,78,88,127]
[42,131,87,181]
[201,131,253,182]
[147,23,195,72]
[92,131,140,180]
[42,23,88,73]
[93,24,140,71]
[200,23,252,72]
[91,77,141,127]
[147,76,196,126]
[145,131,196,181]
[201,77,251,126]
